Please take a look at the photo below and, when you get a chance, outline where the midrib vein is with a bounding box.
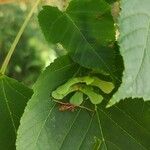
[64,13,110,71]
[2,79,17,134]
[78,114,94,150]
[133,20,150,84]
[100,109,147,150]
[96,108,108,150]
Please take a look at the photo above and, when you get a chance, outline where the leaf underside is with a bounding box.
[0,75,33,150]
[16,56,150,150]
[109,0,150,105]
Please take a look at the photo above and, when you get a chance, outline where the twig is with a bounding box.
[0,0,41,74]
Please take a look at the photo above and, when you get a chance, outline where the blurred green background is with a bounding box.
[0,1,119,87]
[0,1,65,87]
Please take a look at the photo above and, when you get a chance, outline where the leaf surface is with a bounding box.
[0,75,33,150]
[16,56,150,150]
[38,0,115,73]
[109,0,150,105]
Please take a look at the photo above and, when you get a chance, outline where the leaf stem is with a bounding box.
[0,0,41,75]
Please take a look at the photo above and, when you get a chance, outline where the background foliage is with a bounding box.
[0,3,57,86]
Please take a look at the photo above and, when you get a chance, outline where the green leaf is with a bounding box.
[109,0,150,106]
[38,0,115,73]
[16,56,150,150]
[0,75,33,150]
[16,55,80,149]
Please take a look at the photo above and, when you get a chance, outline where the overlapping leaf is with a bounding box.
[0,75,33,150]
[105,0,119,4]
[109,0,150,105]
[16,56,150,150]
[38,0,115,74]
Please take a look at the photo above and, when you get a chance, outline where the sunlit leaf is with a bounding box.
[109,0,150,106]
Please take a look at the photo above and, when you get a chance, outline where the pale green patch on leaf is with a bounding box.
[0,75,32,150]
[93,137,102,150]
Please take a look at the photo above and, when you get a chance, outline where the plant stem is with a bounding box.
[0,0,41,75]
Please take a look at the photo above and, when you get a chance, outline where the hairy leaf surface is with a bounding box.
[109,0,150,105]
[0,75,33,150]
[16,56,150,150]
[38,0,115,74]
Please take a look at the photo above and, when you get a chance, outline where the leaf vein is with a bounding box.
[99,108,147,150]
[1,79,17,134]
